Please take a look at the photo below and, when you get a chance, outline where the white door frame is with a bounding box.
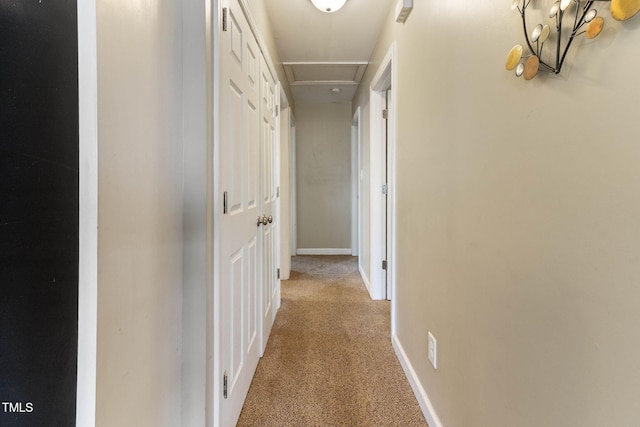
[259,55,278,356]
[351,108,361,257]
[275,81,283,308]
[211,0,222,422]
[369,43,397,330]
[289,115,297,256]
[77,1,99,424]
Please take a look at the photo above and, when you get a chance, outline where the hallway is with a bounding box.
[237,256,427,427]
[4,0,632,425]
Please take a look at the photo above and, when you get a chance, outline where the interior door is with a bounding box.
[218,0,261,424]
[259,55,278,354]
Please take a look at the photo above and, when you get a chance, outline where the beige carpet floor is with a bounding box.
[236,255,428,427]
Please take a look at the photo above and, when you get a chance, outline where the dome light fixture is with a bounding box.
[309,0,348,13]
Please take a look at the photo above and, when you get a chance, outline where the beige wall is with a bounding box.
[354,2,640,426]
[96,0,184,425]
[355,105,371,285]
[84,1,295,425]
[296,103,352,251]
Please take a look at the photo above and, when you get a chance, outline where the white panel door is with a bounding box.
[218,1,261,425]
[259,54,278,355]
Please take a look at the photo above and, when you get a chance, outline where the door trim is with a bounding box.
[351,108,361,257]
[369,43,397,332]
[77,1,99,424]
[289,115,297,256]
[212,0,222,422]
[369,88,384,300]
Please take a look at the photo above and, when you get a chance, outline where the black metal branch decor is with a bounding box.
[506,0,640,80]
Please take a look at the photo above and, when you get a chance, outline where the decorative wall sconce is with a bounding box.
[506,0,640,80]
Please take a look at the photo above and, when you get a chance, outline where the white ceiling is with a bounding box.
[263,0,396,104]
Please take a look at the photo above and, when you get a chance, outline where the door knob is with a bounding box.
[262,215,268,225]
[257,216,262,227]
[267,215,273,223]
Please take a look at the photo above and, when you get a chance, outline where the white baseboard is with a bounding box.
[296,248,352,255]
[392,334,444,427]
[359,265,372,296]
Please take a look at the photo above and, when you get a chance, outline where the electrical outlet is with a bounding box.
[428,331,437,369]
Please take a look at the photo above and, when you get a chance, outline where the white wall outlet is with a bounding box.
[428,331,437,369]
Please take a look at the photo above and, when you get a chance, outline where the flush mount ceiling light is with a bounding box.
[309,0,348,13]
[330,87,342,94]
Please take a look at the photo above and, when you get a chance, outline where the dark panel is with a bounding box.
[0,0,79,425]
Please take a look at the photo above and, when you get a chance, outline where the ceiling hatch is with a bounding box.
[283,62,367,103]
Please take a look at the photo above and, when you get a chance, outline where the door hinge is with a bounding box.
[276,105,279,117]
[223,371,228,399]
[382,184,388,195]
[382,260,387,270]
[222,7,228,32]
[223,191,228,214]
[277,186,280,198]
[277,268,280,279]
[382,109,388,119]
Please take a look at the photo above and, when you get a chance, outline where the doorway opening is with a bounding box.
[370,42,397,328]
[351,108,361,258]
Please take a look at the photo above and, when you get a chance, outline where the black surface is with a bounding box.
[0,0,79,425]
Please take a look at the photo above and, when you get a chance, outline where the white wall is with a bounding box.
[354,2,640,427]
[280,107,292,279]
[95,0,184,425]
[296,102,352,252]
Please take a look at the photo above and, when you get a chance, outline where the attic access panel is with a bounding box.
[283,62,367,85]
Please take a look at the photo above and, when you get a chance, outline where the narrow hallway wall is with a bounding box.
[354,2,640,426]
[95,0,184,425]
[180,0,208,425]
[279,107,293,279]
